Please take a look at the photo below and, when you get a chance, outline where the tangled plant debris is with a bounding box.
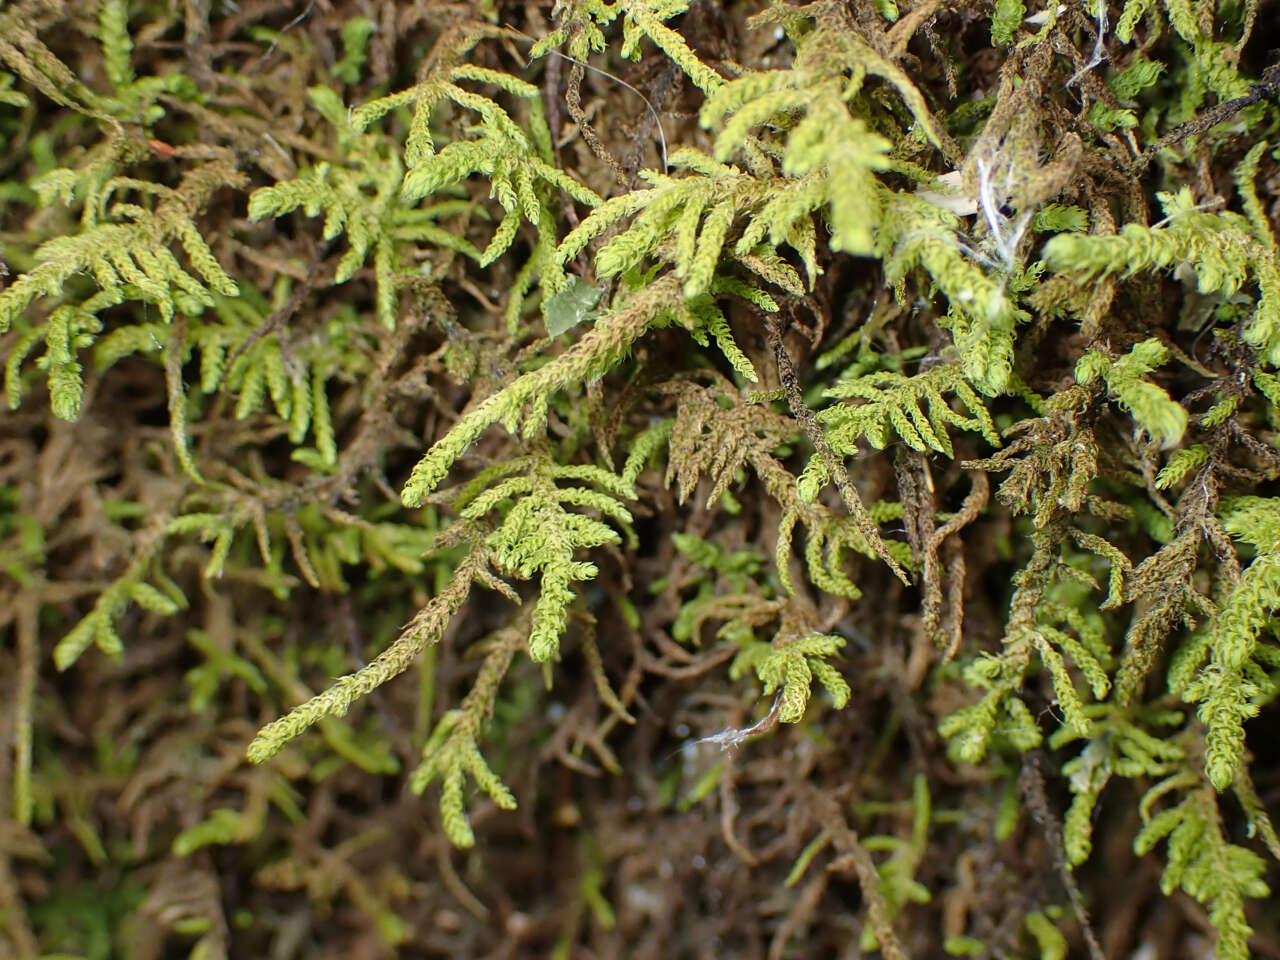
[2,0,1280,957]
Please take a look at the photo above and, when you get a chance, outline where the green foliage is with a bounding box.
[52,520,184,671]
[401,277,681,504]
[247,546,487,765]
[1022,910,1068,960]
[776,497,911,601]
[532,0,723,92]
[1175,497,1280,789]
[0,8,231,444]
[1052,705,1185,866]
[411,700,518,848]
[348,61,601,329]
[171,808,245,857]
[668,531,769,643]
[91,279,365,478]
[332,17,377,85]
[1108,57,1165,101]
[798,359,1000,498]
[940,540,1114,763]
[1031,203,1088,235]
[454,452,635,662]
[702,71,893,260]
[731,632,851,723]
[184,629,267,712]
[2,157,243,420]
[407,615,525,846]
[1136,775,1270,960]
[248,86,481,330]
[559,147,822,305]
[1046,186,1280,367]
[990,0,1026,45]
[1155,443,1208,489]
[8,0,1280,955]
[854,775,933,951]
[1115,0,1251,123]
[877,192,1022,394]
[1075,338,1188,449]
[1087,103,1140,132]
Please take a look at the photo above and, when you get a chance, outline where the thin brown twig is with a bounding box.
[1133,61,1280,171]
[1019,752,1106,960]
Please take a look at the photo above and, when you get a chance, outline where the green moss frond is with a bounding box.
[455,450,634,661]
[535,0,721,90]
[1052,705,1185,865]
[402,276,682,506]
[409,617,526,846]
[1075,338,1188,449]
[1047,186,1280,367]
[965,387,1102,529]
[52,517,181,671]
[248,88,484,330]
[1177,498,1280,789]
[559,147,816,303]
[798,361,1000,499]
[9,0,1280,942]
[2,158,243,423]
[630,371,911,599]
[345,64,600,330]
[731,631,851,723]
[1155,444,1208,489]
[1135,775,1270,960]
[700,21,909,259]
[708,80,892,258]
[879,194,1022,395]
[941,537,1116,763]
[0,8,109,116]
[248,546,491,765]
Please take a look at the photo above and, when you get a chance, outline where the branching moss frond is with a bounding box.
[248,87,481,330]
[1175,496,1280,789]
[797,359,1000,498]
[346,61,602,329]
[1052,704,1186,866]
[247,545,493,765]
[731,631,851,723]
[1046,185,1280,367]
[556,146,818,320]
[628,370,910,599]
[2,156,244,422]
[167,486,438,593]
[52,517,182,671]
[1135,773,1270,960]
[709,82,891,260]
[878,193,1023,395]
[965,387,1101,529]
[940,534,1115,763]
[401,275,683,506]
[532,0,722,92]
[9,0,1280,945]
[93,279,370,475]
[1075,338,1188,449]
[0,7,111,118]
[410,619,525,847]
[852,775,933,953]
[454,450,635,662]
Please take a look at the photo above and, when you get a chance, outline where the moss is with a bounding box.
[2,0,1280,956]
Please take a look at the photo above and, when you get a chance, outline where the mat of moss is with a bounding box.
[2,0,1280,957]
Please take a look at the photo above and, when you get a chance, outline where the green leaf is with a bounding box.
[544,275,603,336]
